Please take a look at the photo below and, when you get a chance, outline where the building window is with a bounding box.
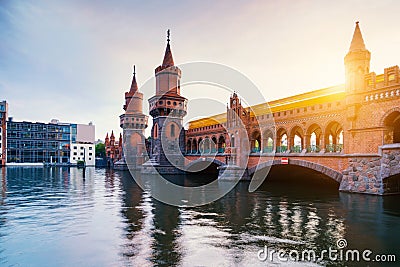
[80,152,83,156]
[73,157,75,160]
[74,146,77,149]
[89,158,92,161]
[89,147,92,150]
[73,152,77,155]
[89,153,92,156]
[80,147,84,150]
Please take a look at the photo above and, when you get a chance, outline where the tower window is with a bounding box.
[171,124,175,137]
[154,123,158,139]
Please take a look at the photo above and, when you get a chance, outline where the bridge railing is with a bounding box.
[262,146,274,153]
[325,144,343,153]
[290,145,302,153]
[276,146,288,153]
[306,145,321,153]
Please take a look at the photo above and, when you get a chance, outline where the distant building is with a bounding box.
[0,101,8,166]
[104,131,122,167]
[6,118,95,166]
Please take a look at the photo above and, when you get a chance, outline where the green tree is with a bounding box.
[95,143,106,158]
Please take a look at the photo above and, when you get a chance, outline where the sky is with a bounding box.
[1,0,400,140]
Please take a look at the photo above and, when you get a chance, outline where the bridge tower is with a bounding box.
[116,66,149,170]
[223,92,250,176]
[344,22,371,152]
[344,21,371,94]
[144,30,187,174]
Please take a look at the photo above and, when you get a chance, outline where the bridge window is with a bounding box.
[290,126,304,153]
[187,139,192,154]
[263,129,274,153]
[218,135,226,153]
[338,131,343,144]
[211,137,217,153]
[204,138,211,153]
[276,128,288,153]
[384,111,400,144]
[192,139,198,154]
[153,123,159,139]
[251,130,261,153]
[325,121,344,152]
[311,132,317,146]
[198,138,204,153]
[306,124,322,152]
[281,134,287,146]
[294,135,302,146]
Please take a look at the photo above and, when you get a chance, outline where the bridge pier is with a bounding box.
[339,144,400,195]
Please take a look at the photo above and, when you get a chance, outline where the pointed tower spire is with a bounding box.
[344,21,371,94]
[110,130,115,139]
[129,65,138,93]
[349,21,366,52]
[105,132,109,146]
[162,29,174,67]
[119,133,123,147]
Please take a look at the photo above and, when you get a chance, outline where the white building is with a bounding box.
[69,122,96,166]
[70,143,95,166]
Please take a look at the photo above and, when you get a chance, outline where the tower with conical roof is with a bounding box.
[344,22,372,152]
[115,66,149,170]
[345,21,371,93]
[144,29,187,174]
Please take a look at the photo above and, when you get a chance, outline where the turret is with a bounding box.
[344,21,371,93]
[105,133,110,146]
[154,29,182,96]
[110,130,115,146]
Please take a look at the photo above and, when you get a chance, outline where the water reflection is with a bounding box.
[0,168,399,266]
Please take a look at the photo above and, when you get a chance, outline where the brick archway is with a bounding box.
[379,107,400,126]
[248,159,342,183]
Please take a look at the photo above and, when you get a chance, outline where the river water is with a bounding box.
[0,167,399,266]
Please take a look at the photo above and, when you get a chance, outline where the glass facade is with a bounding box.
[7,121,71,163]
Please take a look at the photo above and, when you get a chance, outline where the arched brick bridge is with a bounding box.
[183,23,400,195]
